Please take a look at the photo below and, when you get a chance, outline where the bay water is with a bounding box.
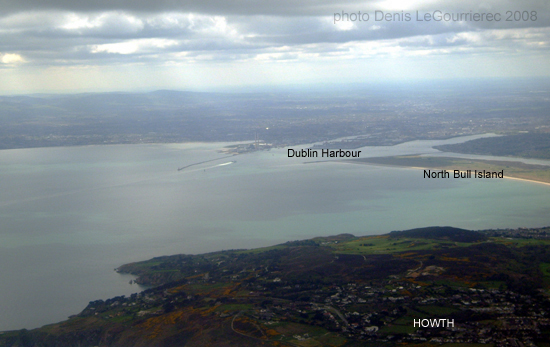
[1,135,549,331]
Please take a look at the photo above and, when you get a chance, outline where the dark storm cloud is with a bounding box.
[0,0,367,16]
[0,0,549,67]
[1,0,549,18]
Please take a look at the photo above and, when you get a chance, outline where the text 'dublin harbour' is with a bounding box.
[288,149,362,158]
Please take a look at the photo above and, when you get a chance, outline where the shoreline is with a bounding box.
[495,175,550,187]
[342,160,550,187]
[410,166,550,187]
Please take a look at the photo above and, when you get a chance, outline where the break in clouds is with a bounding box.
[0,0,549,68]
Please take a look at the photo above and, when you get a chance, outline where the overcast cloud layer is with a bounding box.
[0,0,549,92]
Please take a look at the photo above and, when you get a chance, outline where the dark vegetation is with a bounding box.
[389,226,488,243]
[2,226,550,346]
[435,133,550,159]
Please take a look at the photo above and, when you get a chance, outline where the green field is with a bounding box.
[331,235,472,255]
[380,324,417,334]
[328,232,550,257]
[14,226,550,347]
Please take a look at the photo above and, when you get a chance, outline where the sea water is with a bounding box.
[0,136,549,330]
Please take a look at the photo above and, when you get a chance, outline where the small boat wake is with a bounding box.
[177,156,235,171]
[215,161,236,167]
[202,161,236,171]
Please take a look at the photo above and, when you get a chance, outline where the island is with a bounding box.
[348,155,550,185]
[2,226,550,346]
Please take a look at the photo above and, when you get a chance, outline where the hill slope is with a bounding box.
[2,227,550,347]
[389,226,488,242]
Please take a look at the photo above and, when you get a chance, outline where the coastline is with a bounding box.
[342,160,550,187]
[495,175,550,187]
[409,166,550,187]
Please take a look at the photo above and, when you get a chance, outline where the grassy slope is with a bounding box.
[3,228,550,347]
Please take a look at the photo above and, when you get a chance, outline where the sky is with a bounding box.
[0,0,549,93]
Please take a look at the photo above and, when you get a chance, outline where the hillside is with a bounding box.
[389,226,488,243]
[2,227,550,347]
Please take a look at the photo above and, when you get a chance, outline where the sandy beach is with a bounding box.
[343,160,550,187]
[410,166,550,187]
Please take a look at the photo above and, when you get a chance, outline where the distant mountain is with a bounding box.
[389,226,487,242]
